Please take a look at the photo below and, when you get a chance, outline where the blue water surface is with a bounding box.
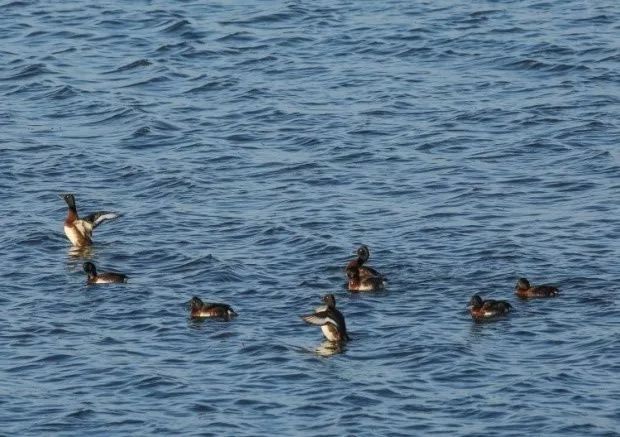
[1,1,619,435]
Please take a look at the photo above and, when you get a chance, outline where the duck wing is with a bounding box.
[362,276,386,290]
[533,284,559,296]
[97,272,128,283]
[301,310,338,327]
[82,211,120,229]
[482,300,511,314]
[205,302,237,315]
[360,265,384,279]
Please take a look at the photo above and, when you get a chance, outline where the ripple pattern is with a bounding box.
[1,1,619,436]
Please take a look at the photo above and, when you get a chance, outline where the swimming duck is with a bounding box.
[345,245,384,280]
[346,265,385,292]
[468,294,512,320]
[515,278,559,299]
[301,294,349,342]
[189,296,237,320]
[83,262,128,284]
[60,193,119,246]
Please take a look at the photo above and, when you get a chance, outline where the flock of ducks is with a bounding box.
[61,193,560,345]
[468,277,559,320]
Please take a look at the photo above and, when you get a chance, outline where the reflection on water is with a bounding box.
[187,315,239,335]
[188,316,207,330]
[314,340,346,357]
[67,245,94,260]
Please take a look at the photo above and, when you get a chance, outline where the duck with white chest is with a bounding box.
[301,294,349,343]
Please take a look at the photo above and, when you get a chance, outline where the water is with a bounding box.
[1,1,619,435]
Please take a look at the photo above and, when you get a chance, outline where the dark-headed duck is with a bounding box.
[345,245,384,280]
[515,278,559,299]
[60,193,119,247]
[301,294,349,342]
[468,294,512,320]
[189,296,237,320]
[346,265,385,292]
[83,262,128,284]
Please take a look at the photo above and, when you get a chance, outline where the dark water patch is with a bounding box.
[570,14,614,24]
[130,126,151,137]
[65,408,96,420]
[25,30,47,38]
[3,0,30,7]
[1,63,54,80]
[119,75,171,88]
[530,42,576,57]
[488,26,526,34]
[51,30,93,40]
[185,77,239,93]
[35,353,75,364]
[235,55,278,66]
[267,35,315,47]
[191,403,218,413]
[161,19,191,33]
[187,47,243,60]
[220,11,296,26]
[502,58,590,74]
[83,107,142,125]
[107,59,152,73]
[39,85,79,100]
[155,41,190,53]
[216,31,256,43]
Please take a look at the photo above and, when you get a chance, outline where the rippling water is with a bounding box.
[1,1,619,435]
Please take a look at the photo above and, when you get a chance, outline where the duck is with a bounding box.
[301,294,349,342]
[468,294,512,320]
[345,245,384,280]
[515,277,559,298]
[60,193,119,246]
[83,262,128,284]
[189,296,237,320]
[346,265,385,292]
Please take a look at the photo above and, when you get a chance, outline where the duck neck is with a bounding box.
[65,207,78,224]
